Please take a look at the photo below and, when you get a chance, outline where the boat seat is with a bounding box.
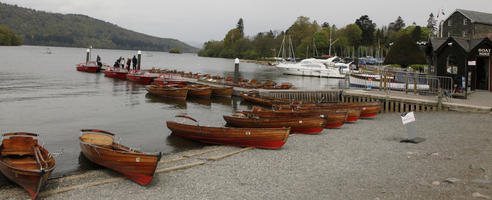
[1,137,37,157]
[81,133,114,146]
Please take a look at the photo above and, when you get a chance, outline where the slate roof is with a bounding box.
[430,37,492,53]
[456,9,492,26]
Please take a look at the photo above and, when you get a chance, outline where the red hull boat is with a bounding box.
[224,115,326,134]
[127,70,154,84]
[246,107,347,129]
[79,129,161,185]
[104,67,128,79]
[166,116,290,149]
[76,62,100,73]
[0,132,55,199]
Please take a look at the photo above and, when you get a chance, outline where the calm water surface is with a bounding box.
[0,45,342,177]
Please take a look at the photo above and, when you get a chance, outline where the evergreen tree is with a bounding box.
[389,16,406,31]
[411,26,422,42]
[426,13,437,35]
[384,34,427,67]
[236,18,244,38]
[355,15,376,46]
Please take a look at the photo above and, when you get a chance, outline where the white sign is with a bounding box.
[478,49,491,57]
[401,112,416,125]
[468,61,476,66]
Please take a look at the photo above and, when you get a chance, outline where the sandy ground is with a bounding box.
[1,112,491,200]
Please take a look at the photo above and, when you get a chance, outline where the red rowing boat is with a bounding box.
[127,70,154,84]
[0,132,55,199]
[224,114,326,134]
[76,61,100,73]
[274,105,361,122]
[282,102,381,118]
[166,115,290,149]
[104,67,128,79]
[79,129,161,185]
[245,106,347,128]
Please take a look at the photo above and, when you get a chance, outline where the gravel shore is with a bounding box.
[2,112,491,200]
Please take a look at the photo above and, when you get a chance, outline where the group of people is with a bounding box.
[114,56,139,70]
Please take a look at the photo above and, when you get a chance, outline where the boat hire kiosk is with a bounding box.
[428,37,492,98]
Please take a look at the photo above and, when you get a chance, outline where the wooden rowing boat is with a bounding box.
[79,129,161,185]
[146,85,189,100]
[224,114,326,134]
[283,102,381,118]
[186,85,212,99]
[240,92,292,106]
[210,86,233,98]
[0,132,55,199]
[274,105,361,122]
[166,115,290,149]
[244,106,347,128]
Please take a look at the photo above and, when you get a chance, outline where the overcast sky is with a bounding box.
[2,0,492,46]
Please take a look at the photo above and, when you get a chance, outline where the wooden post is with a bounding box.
[438,88,442,111]
[405,71,409,94]
[414,73,418,94]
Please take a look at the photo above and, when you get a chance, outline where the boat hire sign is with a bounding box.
[401,112,415,125]
[478,49,491,57]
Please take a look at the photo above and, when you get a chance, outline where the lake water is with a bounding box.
[0,45,343,178]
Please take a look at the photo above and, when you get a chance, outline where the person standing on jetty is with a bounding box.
[120,57,125,68]
[114,57,121,67]
[132,55,137,70]
[96,55,102,68]
[126,58,131,70]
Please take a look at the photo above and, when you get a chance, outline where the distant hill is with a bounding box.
[0,3,198,52]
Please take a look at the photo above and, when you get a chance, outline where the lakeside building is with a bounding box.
[427,9,492,96]
[441,9,492,39]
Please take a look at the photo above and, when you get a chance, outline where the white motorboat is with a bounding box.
[275,58,349,78]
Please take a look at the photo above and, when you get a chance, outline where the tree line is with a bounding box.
[199,14,437,60]
[0,25,22,46]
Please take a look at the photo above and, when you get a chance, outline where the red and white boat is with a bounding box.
[76,61,100,73]
[104,67,128,79]
[153,74,188,86]
[127,70,154,84]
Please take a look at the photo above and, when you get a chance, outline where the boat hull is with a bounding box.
[188,88,212,99]
[76,63,100,73]
[211,87,233,98]
[241,93,291,107]
[223,116,326,134]
[145,85,188,100]
[245,107,347,129]
[104,71,128,79]
[166,121,290,149]
[79,142,160,185]
[0,136,55,199]
[127,75,153,84]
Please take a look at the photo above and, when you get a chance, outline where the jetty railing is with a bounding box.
[261,89,443,113]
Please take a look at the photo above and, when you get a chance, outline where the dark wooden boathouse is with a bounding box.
[428,36,492,95]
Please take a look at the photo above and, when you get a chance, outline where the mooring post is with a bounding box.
[86,48,90,63]
[137,50,142,70]
[438,88,443,111]
[234,58,240,84]
[405,71,409,94]
[414,73,418,94]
